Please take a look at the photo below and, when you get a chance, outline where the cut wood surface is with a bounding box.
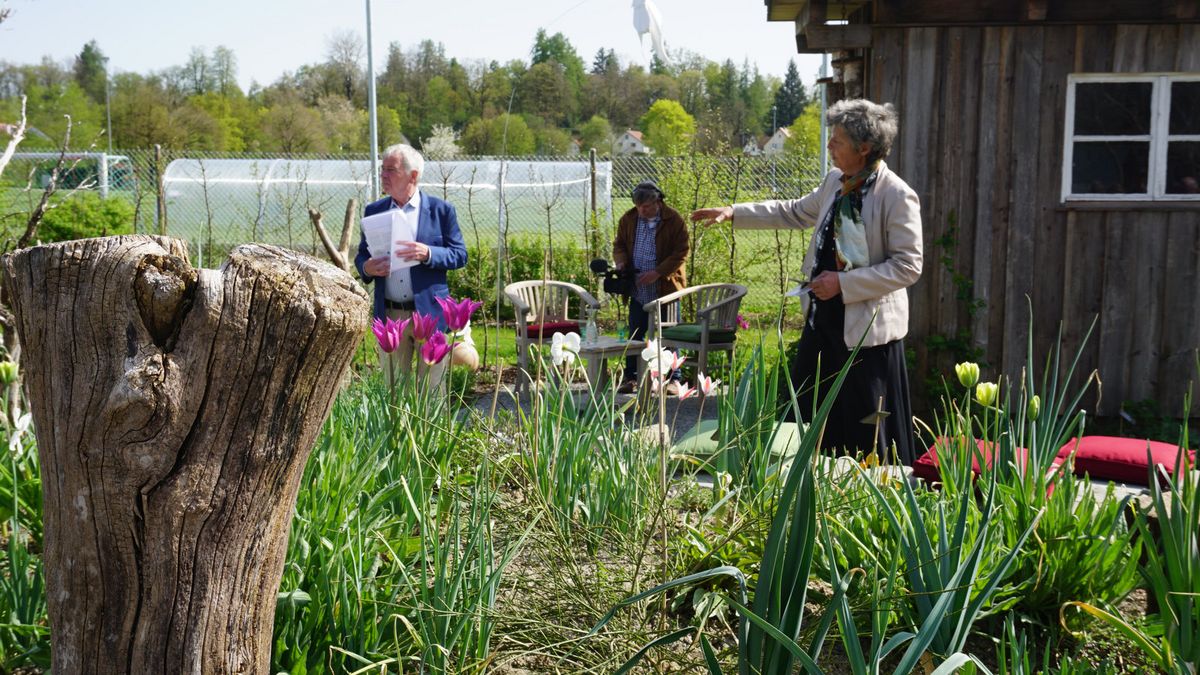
[1,235,369,673]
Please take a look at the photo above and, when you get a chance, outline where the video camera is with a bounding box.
[590,258,635,299]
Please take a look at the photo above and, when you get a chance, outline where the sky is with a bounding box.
[0,0,825,91]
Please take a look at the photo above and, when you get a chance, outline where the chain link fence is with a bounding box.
[2,149,824,321]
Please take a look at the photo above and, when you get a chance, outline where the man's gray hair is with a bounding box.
[382,143,425,177]
[825,99,898,163]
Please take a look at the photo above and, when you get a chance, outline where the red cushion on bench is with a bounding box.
[523,321,580,339]
[913,437,1031,483]
[1056,436,1196,485]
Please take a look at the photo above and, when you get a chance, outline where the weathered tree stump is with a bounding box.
[1,236,370,673]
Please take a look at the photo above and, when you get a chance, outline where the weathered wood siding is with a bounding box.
[868,23,1200,415]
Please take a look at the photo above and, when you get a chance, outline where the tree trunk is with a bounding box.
[1,235,370,673]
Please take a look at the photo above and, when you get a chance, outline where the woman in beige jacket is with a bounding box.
[692,99,922,464]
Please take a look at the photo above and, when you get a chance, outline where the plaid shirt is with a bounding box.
[632,215,660,305]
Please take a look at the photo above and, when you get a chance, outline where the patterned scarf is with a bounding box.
[831,160,880,270]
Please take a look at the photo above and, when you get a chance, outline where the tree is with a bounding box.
[370,105,405,149]
[183,46,214,96]
[785,101,823,158]
[325,30,364,102]
[422,123,460,159]
[534,125,571,155]
[460,114,534,155]
[578,114,612,154]
[211,46,240,96]
[20,81,105,149]
[640,99,695,155]
[169,102,223,150]
[740,62,773,136]
[317,94,366,152]
[591,48,618,76]
[1,236,368,673]
[773,59,808,134]
[110,74,177,148]
[188,91,249,151]
[530,29,585,96]
[72,40,108,103]
[518,62,572,126]
[260,100,327,153]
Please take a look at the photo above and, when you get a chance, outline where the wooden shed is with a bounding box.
[764,0,1200,416]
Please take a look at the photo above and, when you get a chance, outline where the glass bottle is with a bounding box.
[585,307,599,344]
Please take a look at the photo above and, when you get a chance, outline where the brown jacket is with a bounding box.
[613,203,689,298]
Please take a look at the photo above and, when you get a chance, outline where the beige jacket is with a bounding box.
[731,161,923,348]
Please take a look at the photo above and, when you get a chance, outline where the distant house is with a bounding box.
[762,0,1200,415]
[762,127,792,156]
[567,138,582,156]
[615,129,651,155]
[742,136,765,156]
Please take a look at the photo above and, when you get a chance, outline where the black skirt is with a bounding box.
[785,319,917,466]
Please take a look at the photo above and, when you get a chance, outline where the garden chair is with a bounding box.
[503,280,601,394]
[646,283,747,386]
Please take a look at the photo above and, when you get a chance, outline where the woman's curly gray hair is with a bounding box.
[826,99,898,163]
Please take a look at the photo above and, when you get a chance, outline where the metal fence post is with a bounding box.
[154,144,167,235]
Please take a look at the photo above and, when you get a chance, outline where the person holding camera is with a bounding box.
[613,181,689,394]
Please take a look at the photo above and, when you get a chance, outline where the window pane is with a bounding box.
[1074,82,1152,135]
[1170,81,1200,135]
[1166,141,1200,195]
[1071,141,1149,194]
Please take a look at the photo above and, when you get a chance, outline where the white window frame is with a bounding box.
[1062,73,1200,202]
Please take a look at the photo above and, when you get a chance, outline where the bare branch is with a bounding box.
[18,114,72,250]
[308,206,348,271]
[0,95,28,178]
[337,198,356,254]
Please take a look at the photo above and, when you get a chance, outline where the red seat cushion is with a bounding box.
[913,436,1033,482]
[1056,436,1196,485]
[522,321,580,340]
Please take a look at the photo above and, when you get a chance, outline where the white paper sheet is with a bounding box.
[389,209,417,270]
[361,211,393,259]
[360,209,418,271]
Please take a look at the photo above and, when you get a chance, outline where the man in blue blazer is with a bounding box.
[355,144,468,381]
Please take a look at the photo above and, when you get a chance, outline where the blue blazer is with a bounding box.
[355,191,468,327]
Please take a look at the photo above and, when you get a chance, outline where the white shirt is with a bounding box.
[385,190,421,303]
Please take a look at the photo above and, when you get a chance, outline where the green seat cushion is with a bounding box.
[660,323,737,344]
[672,420,806,472]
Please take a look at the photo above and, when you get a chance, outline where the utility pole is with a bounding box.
[365,0,379,197]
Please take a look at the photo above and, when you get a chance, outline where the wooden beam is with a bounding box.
[800,0,826,28]
[767,0,806,22]
[872,0,1188,25]
[800,22,873,49]
[1170,0,1198,20]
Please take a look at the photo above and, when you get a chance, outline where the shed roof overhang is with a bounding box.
[765,0,1199,53]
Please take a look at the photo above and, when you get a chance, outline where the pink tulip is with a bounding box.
[697,372,721,396]
[676,382,695,400]
[372,317,400,353]
[410,312,439,343]
[665,350,686,371]
[737,314,749,329]
[436,296,483,332]
[396,317,411,343]
[420,331,452,365]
